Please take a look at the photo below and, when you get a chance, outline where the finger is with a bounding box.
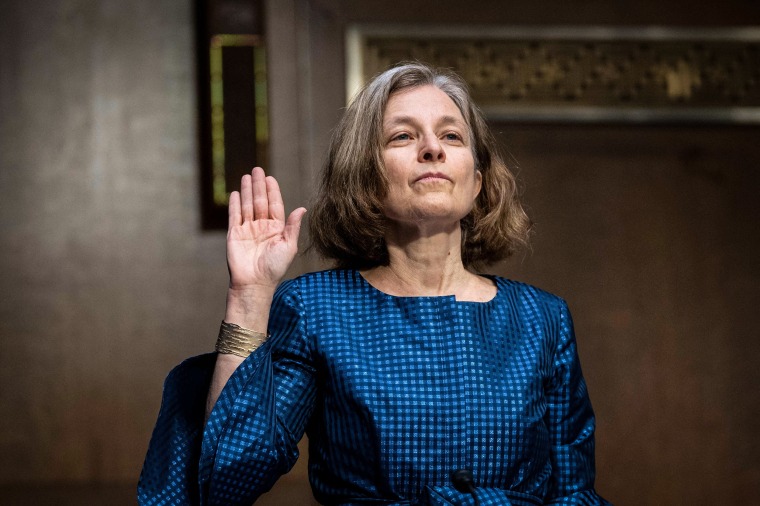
[252,167,269,220]
[283,207,307,246]
[240,174,253,222]
[228,191,242,230]
[265,175,285,222]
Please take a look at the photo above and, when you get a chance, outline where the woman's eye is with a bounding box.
[444,133,462,141]
[392,133,411,141]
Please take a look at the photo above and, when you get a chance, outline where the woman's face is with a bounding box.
[380,85,481,230]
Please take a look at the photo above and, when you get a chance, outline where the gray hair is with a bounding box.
[308,62,531,269]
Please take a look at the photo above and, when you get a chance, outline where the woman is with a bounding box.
[139,62,610,505]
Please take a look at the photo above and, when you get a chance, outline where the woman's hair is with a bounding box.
[308,61,531,269]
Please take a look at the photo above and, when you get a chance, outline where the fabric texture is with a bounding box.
[139,269,610,505]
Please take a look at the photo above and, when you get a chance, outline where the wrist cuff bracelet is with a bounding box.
[215,320,268,358]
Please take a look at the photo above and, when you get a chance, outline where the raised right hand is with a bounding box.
[210,167,303,412]
[226,167,306,293]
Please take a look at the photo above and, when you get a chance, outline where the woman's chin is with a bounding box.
[387,206,471,230]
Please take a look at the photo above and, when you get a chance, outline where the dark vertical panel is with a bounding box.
[197,0,266,229]
[221,45,258,190]
[490,123,760,504]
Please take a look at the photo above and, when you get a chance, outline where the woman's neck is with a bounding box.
[361,223,495,301]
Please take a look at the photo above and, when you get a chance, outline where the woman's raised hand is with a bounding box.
[210,167,302,409]
[226,167,306,293]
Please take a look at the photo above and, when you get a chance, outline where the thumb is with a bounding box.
[283,207,307,245]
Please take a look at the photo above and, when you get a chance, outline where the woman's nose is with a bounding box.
[418,136,446,163]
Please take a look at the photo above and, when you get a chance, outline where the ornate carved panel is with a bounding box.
[347,26,760,123]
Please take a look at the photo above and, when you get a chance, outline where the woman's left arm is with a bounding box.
[544,300,611,505]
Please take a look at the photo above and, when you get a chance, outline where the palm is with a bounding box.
[226,167,306,290]
[228,217,293,286]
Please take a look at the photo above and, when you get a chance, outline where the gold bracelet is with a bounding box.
[215,321,268,358]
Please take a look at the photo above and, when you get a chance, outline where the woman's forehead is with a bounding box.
[383,85,467,126]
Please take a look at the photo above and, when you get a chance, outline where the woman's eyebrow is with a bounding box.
[383,115,417,128]
[437,115,465,127]
[383,115,465,128]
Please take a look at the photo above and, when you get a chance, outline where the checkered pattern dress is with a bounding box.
[139,269,610,505]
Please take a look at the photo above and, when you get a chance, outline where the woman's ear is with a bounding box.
[473,170,483,199]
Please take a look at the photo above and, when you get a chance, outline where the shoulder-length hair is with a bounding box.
[308,61,531,269]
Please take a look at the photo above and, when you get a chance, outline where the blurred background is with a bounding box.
[1,0,759,504]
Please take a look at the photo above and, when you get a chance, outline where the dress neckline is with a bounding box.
[352,269,501,305]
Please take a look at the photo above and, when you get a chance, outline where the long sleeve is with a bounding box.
[138,353,217,505]
[543,301,611,506]
[138,279,317,506]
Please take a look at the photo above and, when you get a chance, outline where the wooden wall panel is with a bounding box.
[490,124,760,503]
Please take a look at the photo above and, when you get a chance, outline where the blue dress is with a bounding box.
[138,269,610,505]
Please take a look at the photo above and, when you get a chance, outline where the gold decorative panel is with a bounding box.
[209,35,268,206]
[347,26,760,123]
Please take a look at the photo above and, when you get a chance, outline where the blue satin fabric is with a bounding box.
[139,269,610,505]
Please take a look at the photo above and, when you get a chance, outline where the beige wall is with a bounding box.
[1,0,759,504]
[0,0,226,483]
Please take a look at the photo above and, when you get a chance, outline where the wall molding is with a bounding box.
[346,25,760,123]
